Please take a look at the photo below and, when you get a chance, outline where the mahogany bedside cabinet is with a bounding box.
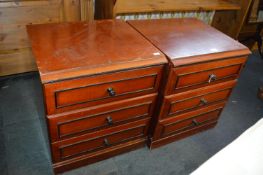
[128,18,251,149]
[27,20,167,173]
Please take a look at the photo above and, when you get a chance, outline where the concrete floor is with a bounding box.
[0,53,263,175]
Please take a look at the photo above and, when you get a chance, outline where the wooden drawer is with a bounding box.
[48,94,157,142]
[44,65,163,114]
[159,81,236,119]
[153,102,225,139]
[150,121,217,149]
[165,57,247,94]
[51,118,149,162]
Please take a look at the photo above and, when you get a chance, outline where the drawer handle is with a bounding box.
[192,119,199,126]
[208,74,217,83]
[107,87,116,97]
[106,116,113,125]
[104,138,110,146]
[200,98,208,106]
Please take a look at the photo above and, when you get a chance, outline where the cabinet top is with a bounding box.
[128,18,251,66]
[27,20,167,83]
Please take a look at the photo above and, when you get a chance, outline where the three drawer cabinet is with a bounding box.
[27,18,251,173]
[128,18,251,149]
[27,20,167,173]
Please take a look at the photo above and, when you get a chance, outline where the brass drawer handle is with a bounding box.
[104,138,110,146]
[107,87,116,96]
[208,74,217,83]
[200,98,208,106]
[106,116,113,125]
[192,119,199,126]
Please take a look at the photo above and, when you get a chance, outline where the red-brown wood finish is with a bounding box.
[159,81,236,119]
[27,20,167,83]
[153,102,225,140]
[27,20,167,173]
[150,122,218,149]
[28,18,251,172]
[44,65,163,115]
[166,57,246,94]
[128,18,250,66]
[51,118,150,162]
[48,94,157,142]
[53,138,146,173]
[128,18,251,149]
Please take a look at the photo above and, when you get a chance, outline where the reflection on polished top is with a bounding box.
[128,18,251,66]
[27,20,167,83]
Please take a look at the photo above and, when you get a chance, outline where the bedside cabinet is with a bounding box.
[128,18,251,149]
[27,20,167,173]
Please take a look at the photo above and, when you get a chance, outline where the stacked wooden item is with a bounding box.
[128,19,250,148]
[27,20,167,173]
[27,19,250,173]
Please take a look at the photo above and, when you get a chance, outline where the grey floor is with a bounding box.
[1,53,263,175]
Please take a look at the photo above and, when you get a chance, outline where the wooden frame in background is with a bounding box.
[0,0,94,76]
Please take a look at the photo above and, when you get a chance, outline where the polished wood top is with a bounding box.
[128,18,251,66]
[27,20,167,83]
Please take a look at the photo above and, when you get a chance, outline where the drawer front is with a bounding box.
[159,81,236,119]
[165,57,246,94]
[48,94,157,142]
[162,109,220,136]
[51,118,149,162]
[44,65,163,114]
[153,102,225,139]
